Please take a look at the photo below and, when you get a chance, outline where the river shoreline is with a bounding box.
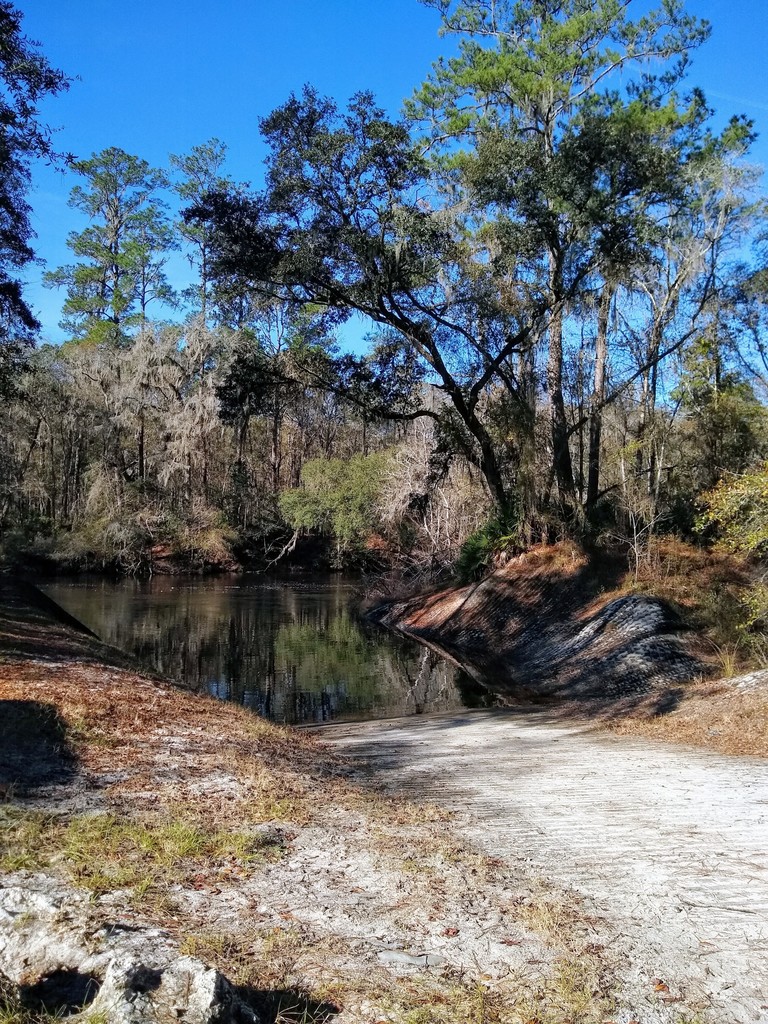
[2,580,768,1022]
[0,579,625,1023]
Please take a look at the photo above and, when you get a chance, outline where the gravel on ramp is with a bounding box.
[320,710,768,1024]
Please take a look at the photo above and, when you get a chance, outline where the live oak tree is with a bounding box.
[187,2,728,521]
[185,88,552,512]
[0,1,69,393]
[409,0,711,507]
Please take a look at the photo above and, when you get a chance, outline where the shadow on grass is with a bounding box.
[2,970,338,1024]
[16,968,101,1016]
[0,699,77,794]
[240,987,339,1023]
[526,685,688,733]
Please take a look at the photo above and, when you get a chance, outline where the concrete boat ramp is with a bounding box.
[318,709,768,1023]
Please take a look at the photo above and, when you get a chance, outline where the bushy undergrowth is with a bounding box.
[454,510,521,583]
[627,537,768,669]
[1,493,236,575]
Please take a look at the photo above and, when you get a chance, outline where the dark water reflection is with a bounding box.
[42,574,489,724]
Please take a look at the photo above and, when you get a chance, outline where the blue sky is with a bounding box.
[17,0,768,345]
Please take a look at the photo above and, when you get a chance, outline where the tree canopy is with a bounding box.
[185,0,748,518]
[44,148,174,344]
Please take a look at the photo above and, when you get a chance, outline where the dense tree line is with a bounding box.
[1,0,768,580]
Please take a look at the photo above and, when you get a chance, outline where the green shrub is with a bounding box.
[454,506,520,583]
[279,451,391,563]
[698,465,768,556]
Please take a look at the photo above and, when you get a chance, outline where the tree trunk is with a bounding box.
[271,407,282,494]
[442,377,509,513]
[547,299,575,505]
[636,321,662,490]
[138,409,145,482]
[236,415,249,466]
[586,283,614,509]
[646,357,659,496]
[479,437,508,513]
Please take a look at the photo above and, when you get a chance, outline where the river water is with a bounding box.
[42,574,492,725]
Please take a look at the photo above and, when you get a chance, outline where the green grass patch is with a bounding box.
[0,808,282,896]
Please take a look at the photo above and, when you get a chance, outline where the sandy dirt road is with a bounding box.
[320,710,768,1023]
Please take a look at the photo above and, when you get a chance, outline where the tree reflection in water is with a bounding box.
[42,575,489,724]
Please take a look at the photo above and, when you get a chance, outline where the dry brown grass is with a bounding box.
[179,921,616,1024]
[575,539,768,756]
[0,659,327,817]
[504,539,588,573]
[605,680,768,757]
[631,536,750,603]
[626,537,754,659]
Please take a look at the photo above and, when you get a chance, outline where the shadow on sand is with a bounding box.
[0,699,78,795]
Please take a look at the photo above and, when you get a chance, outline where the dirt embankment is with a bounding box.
[370,544,768,757]
[371,545,702,701]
